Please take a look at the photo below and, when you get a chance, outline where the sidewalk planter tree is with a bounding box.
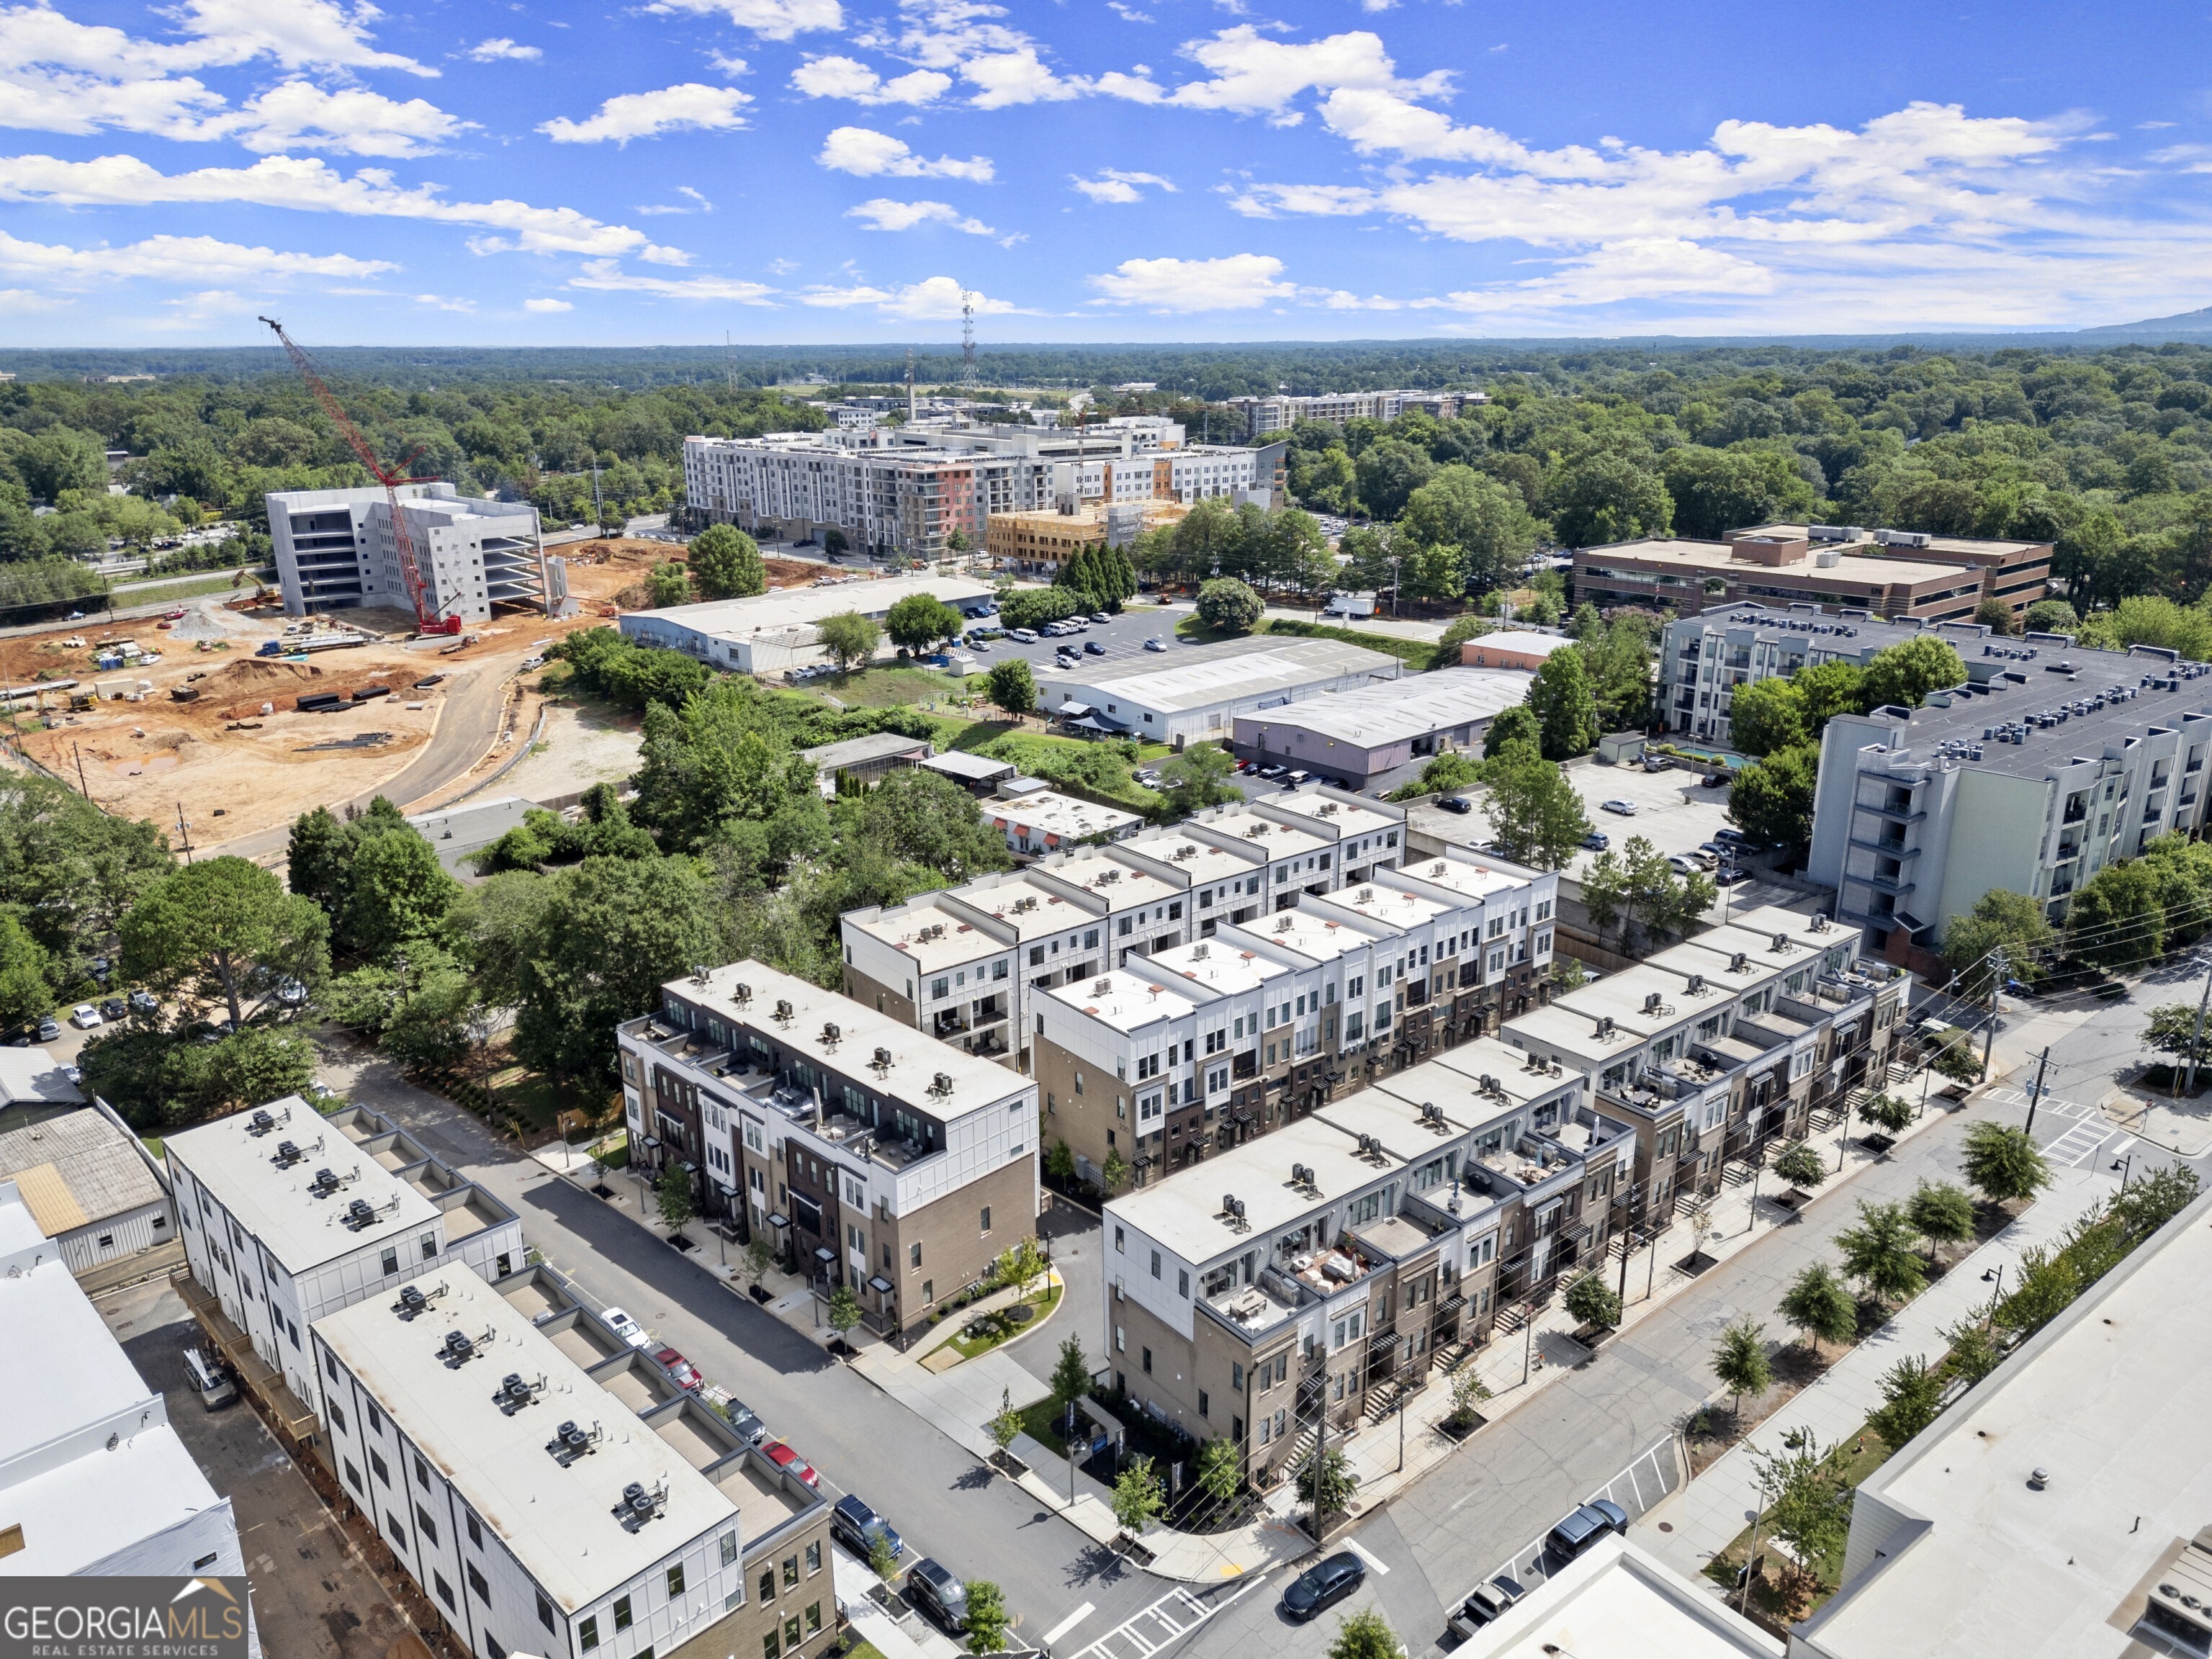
[744,1236,774,1290]
[1773,1140,1827,1191]
[987,1387,1024,1464]
[1193,1438,1241,1512]
[962,1579,1011,1656]
[1867,1354,1945,1445]
[1298,1447,1357,1525]
[992,1236,1049,1300]
[1906,1179,1977,1264]
[1749,1432,1855,1606]
[655,1164,695,1239]
[1111,1455,1166,1538]
[1835,1200,1926,1305]
[1961,1121,2051,1207]
[1563,1269,1622,1332]
[1941,1318,2006,1387]
[1444,1366,1492,1437]
[1712,1317,1772,1424]
[1777,1262,1858,1358]
[1326,1608,1401,1659]
[1856,1091,1914,1148]
[867,1530,902,1583]
[1050,1336,1091,1439]
[827,1285,862,1342]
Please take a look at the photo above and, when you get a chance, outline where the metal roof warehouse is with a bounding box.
[1039,635,1401,747]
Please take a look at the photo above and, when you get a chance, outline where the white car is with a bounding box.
[602,1307,652,1349]
[1144,637,1170,653]
[68,1003,101,1030]
[1600,799,1639,816]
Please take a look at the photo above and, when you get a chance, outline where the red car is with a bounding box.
[652,1347,703,1393]
[762,1441,820,1488]
[163,608,187,620]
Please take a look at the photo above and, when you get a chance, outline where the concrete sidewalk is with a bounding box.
[1635,1161,2118,1583]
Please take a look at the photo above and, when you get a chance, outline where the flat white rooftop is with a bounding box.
[1109,1114,1393,1264]
[847,896,1010,974]
[1456,1536,1779,1658]
[0,1046,84,1106]
[1045,636,1398,715]
[624,575,991,642]
[987,789,1143,842]
[1149,938,1280,997]
[165,1097,440,1274]
[1796,1186,2212,1659]
[316,1266,737,1615]
[1239,668,1535,747]
[1046,967,1201,1036]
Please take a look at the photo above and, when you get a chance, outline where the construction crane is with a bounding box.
[258,316,459,634]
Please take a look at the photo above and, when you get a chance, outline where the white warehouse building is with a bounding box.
[618,573,994,675]
[267,482,547,623]
[1040,635,1403,750]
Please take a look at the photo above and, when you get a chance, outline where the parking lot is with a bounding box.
[1561,756,1739,878]
[968,597,1194,679]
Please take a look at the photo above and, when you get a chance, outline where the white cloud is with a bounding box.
[539,84,752,145]
[845,197,997,234]
[791,55,950,104]
[817,126,992,181]
[642,0,842,41]
[1087,252,1296,310]
[799,274,1015,319]
[0,227,393,285]
[231,81,472,157]
[0,152,685,261]
[523,296,572,311]
[1153,27,1446,120]
[1441,238,1775,316]
[413,292,475,312]
[567,260,777,302]
[468,37,540,61]
[167,0,436,75]
[1071,168,1175,202]
[961,45,1087,108]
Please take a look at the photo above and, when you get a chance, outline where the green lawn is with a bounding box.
[1174,613,1447,670]
[951,730,1161,813]
[1701,1422,1897,1623]
[1015,1395,1084,1460]
[115,572,266,608]
[807,666,981,708]
[933,1282,1061,1360]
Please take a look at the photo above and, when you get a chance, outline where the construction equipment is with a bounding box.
[258,317,461,637]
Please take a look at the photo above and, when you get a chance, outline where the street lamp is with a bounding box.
[2112,1152,2136,1190]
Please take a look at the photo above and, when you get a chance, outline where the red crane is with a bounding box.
[259,316,460,634]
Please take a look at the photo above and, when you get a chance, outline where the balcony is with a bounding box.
[932,1009,971,1039]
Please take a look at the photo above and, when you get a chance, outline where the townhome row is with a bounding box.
[166,1097,524,1436]
[1031,846,1560,1189]
[842,784,1539,1076]
[619,963,1038,1338]
[1098,905,1908,1485]
[315,1262,835,1659]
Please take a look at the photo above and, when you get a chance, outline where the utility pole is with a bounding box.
[2186,958,2212,1096]
[2025,1045,2051,1142]
[1979,950,2005,1082]
[1308,1378,1330,1545]
[174,801,193,864]
[71,740,90,799]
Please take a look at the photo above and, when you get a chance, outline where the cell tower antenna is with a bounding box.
[959,288,978,393]
[259,316,455,634]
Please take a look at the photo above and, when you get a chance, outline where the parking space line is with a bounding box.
[1345,1539,1392,1575]
[1043,1603,1095,1646]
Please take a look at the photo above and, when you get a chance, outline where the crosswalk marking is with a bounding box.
[1043,1602,1095,1646]
[1345,1539,1392,1575]
[1064,1585,1242,1659]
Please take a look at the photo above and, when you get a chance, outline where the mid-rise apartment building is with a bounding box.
[267,482,547,621]
[618,963,1036,1334]
[315,1264,835,1659]
[1226,390,1484,441]
[1809,639,2212,941]
[166,1097,523,1434]
[984,499,1190,574]
[1573,523,2049,624]
[840,786,1419,1071]
[1658,603,1994,747]
[1030,848,1558,1187]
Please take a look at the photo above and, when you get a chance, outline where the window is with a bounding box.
[1199,1390,1209,1419]
[806,1541,822,1574]
[786,1616,804,1648]
[96,1232,113,1249]
[760,1570,776,1605]
[1150,1249,1162,1278]
[469,1565,490,1604]
[329,1403,346,1433]
[537,1591,555,1633]
[369,1451,390,1486]
[435,1574,455,1611]
[1114,1226,1124,1252]
[980,1205,992,1236]
[1177,1269,1190,1298]
[414,1453,431,1486]
[613,1593,634,1630]
[379,1247,398,1276]
[421,1232,438,1262]
[669,1564,686,1596]
[467,1513,482,1548]
[909,1242,922,1270]
[783,1555,800,1588]
[343,1460,362,1495]
[365,1401,382,1434]
[324,1349,339,1382]
[1231,1362,1244,1391]
[721,1530,739,1567]
[807,1603,823,1634]
[763,1636,781,1659]
[415,1505,438,1545]
[1142,1346,1153,1374]
[579,1617,599,1652]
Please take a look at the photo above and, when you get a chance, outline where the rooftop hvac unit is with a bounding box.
[546,1419,598,1465]
[272,1140,303,1167]
[343,1197,376,1231]
[1093,978,1112,994]
[732,981,752,1006]
[1643,992,1665,1015]
[619,1481,662,1525]
[930,1070,953,1096]
[309,1167,343,1199]
[394,1284,431,1320]
[1814,550,1842,568]
[871,1046,893,1071]
[1809,915,1830,933]
[1730,951,1750,973]
[689,963,711,984]
[773,999,794,1023]
[820,1022,840,1046]
[1596,1015,1616,1039]
[1686,974,1707,995]
[247,1109,276,1137]
[441,1329,477,1366]
[1771,931,1791,951]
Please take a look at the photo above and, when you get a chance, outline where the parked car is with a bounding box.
[63,1064,80,1085]
[1144,637,1170,652]
[1714,864,1746,886]
[1282,1552,1366,1622]
[1546,1498,1629,1564]
[1582,830,1610,852]
[1007,628,1039,643]
[129,990,159,1016]
[1697,840,1732,862]
[1090,611,1112,624]
[601,1307,652,1349]
[181,1347,236,1409]
[1438,796,1473,814]
[762,1441,820,1488]
[1085,640,1107,655]
[1285,769,1310,785]
[275,978,307,1007]
[1686,848,1719,870]
[1134,769,1163,788]
[1447,1575,1527,1639]
[832,1494,904,1563]
[1600,799,1639,816]
[652,1347,703,1392]
[99,998,126,1021]
[1257,763,1290,781]
[905,1560,968,1632]
[1714,827,1756,850]
[723,1406,770,1446]
[1701,770,1730,788]
[35,1017,59,1043]
[1665,853,1701,876]
[68,1003,101,1030]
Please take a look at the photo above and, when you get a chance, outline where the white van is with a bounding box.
[182,1347,236,1409]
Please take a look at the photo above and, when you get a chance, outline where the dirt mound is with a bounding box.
[215,657,321,683]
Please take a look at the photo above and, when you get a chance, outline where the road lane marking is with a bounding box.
[1063,1578,1266,1659]
[1345,1539,1391,1575]
[1043,1604,1096,1646]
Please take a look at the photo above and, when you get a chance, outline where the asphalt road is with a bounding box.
[320,1044,1168,1656]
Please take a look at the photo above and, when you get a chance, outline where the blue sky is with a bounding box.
[0,0,2206,346]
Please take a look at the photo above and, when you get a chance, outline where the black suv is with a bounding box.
[1545,1498,1628,1563]
[905,1559,968,1632]
[1282,1552,1365,1621]
[831,1494,903,1563]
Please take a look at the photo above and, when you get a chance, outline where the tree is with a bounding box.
[120,857,328,1028]
[816,611,881,673]
[1773,1140,1828,1189]
[1778,1262,1858,1355]
[1397,466,1539,593]
[1550,453,1671,547]
[992,1235,1049,1298]
[1792,660,1868,734]
[1726,678,1808,757]
[1354,438,1435,521]
[1961,1120,2051,1205]
[1992,1242,2081,1339]
[961,1580,1010,1656]
[1389,752,1483,801]
[1195,577,1263,634]
[1858,637,1966,711]
[1483,703,1539,758]
[886,593,964,652]
[1578,612,1658,734]
[987,1386,1023,1455]
[1868,1354,1946,1445]
[1326,1609,1400,1659]
[1727,743,1819,853]
[1712,1316,1772,1419]
[1194,1438,1240,1506]
[1563,1269,1622,1329]
[1941,1318,2005,1386]
[1049,1336,1091,1435]
[1445,1364,1492,1431]
[1578,835,1712,951]
[1973,595,2017,636]
[1856,1091,1914,1139]
[1750,1433,1855,1586]
[744,1236,774,1286]
[1156,744,1238,816]
[827,1284,862,1339]
[343,828,462,959]
[943,528,970,554]
[2066,860,2167,972]
[848,768,1011,884]
[867,1529,901,1581]
[1907,1179,1977,1262]
[0,914,51,1031]
[1110,1455,1166,1534]
[1525,648,1600,758]
[1942,889,2053,1001]
[1482,748,1593,871]
[655,1163,694,1232]
[688,524,766,599]
[822,526,850,557]
[1662,446,1814,540]
[1835,1200,1926,1304]
[1043,1138,1076,1184]
[2023,598,2080,635]
[1297,1447,1357,1519]
[286,805,349,915]
[647,560,691,608]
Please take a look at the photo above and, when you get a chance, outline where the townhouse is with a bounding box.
[618,963,1037,1335]
[314,1264,835,1659]
[1030,848,1560,1187]
[838,785,1414,1073]
[166,1097,522,1435]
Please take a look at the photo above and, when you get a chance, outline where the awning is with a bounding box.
[1062,714,1126,737]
